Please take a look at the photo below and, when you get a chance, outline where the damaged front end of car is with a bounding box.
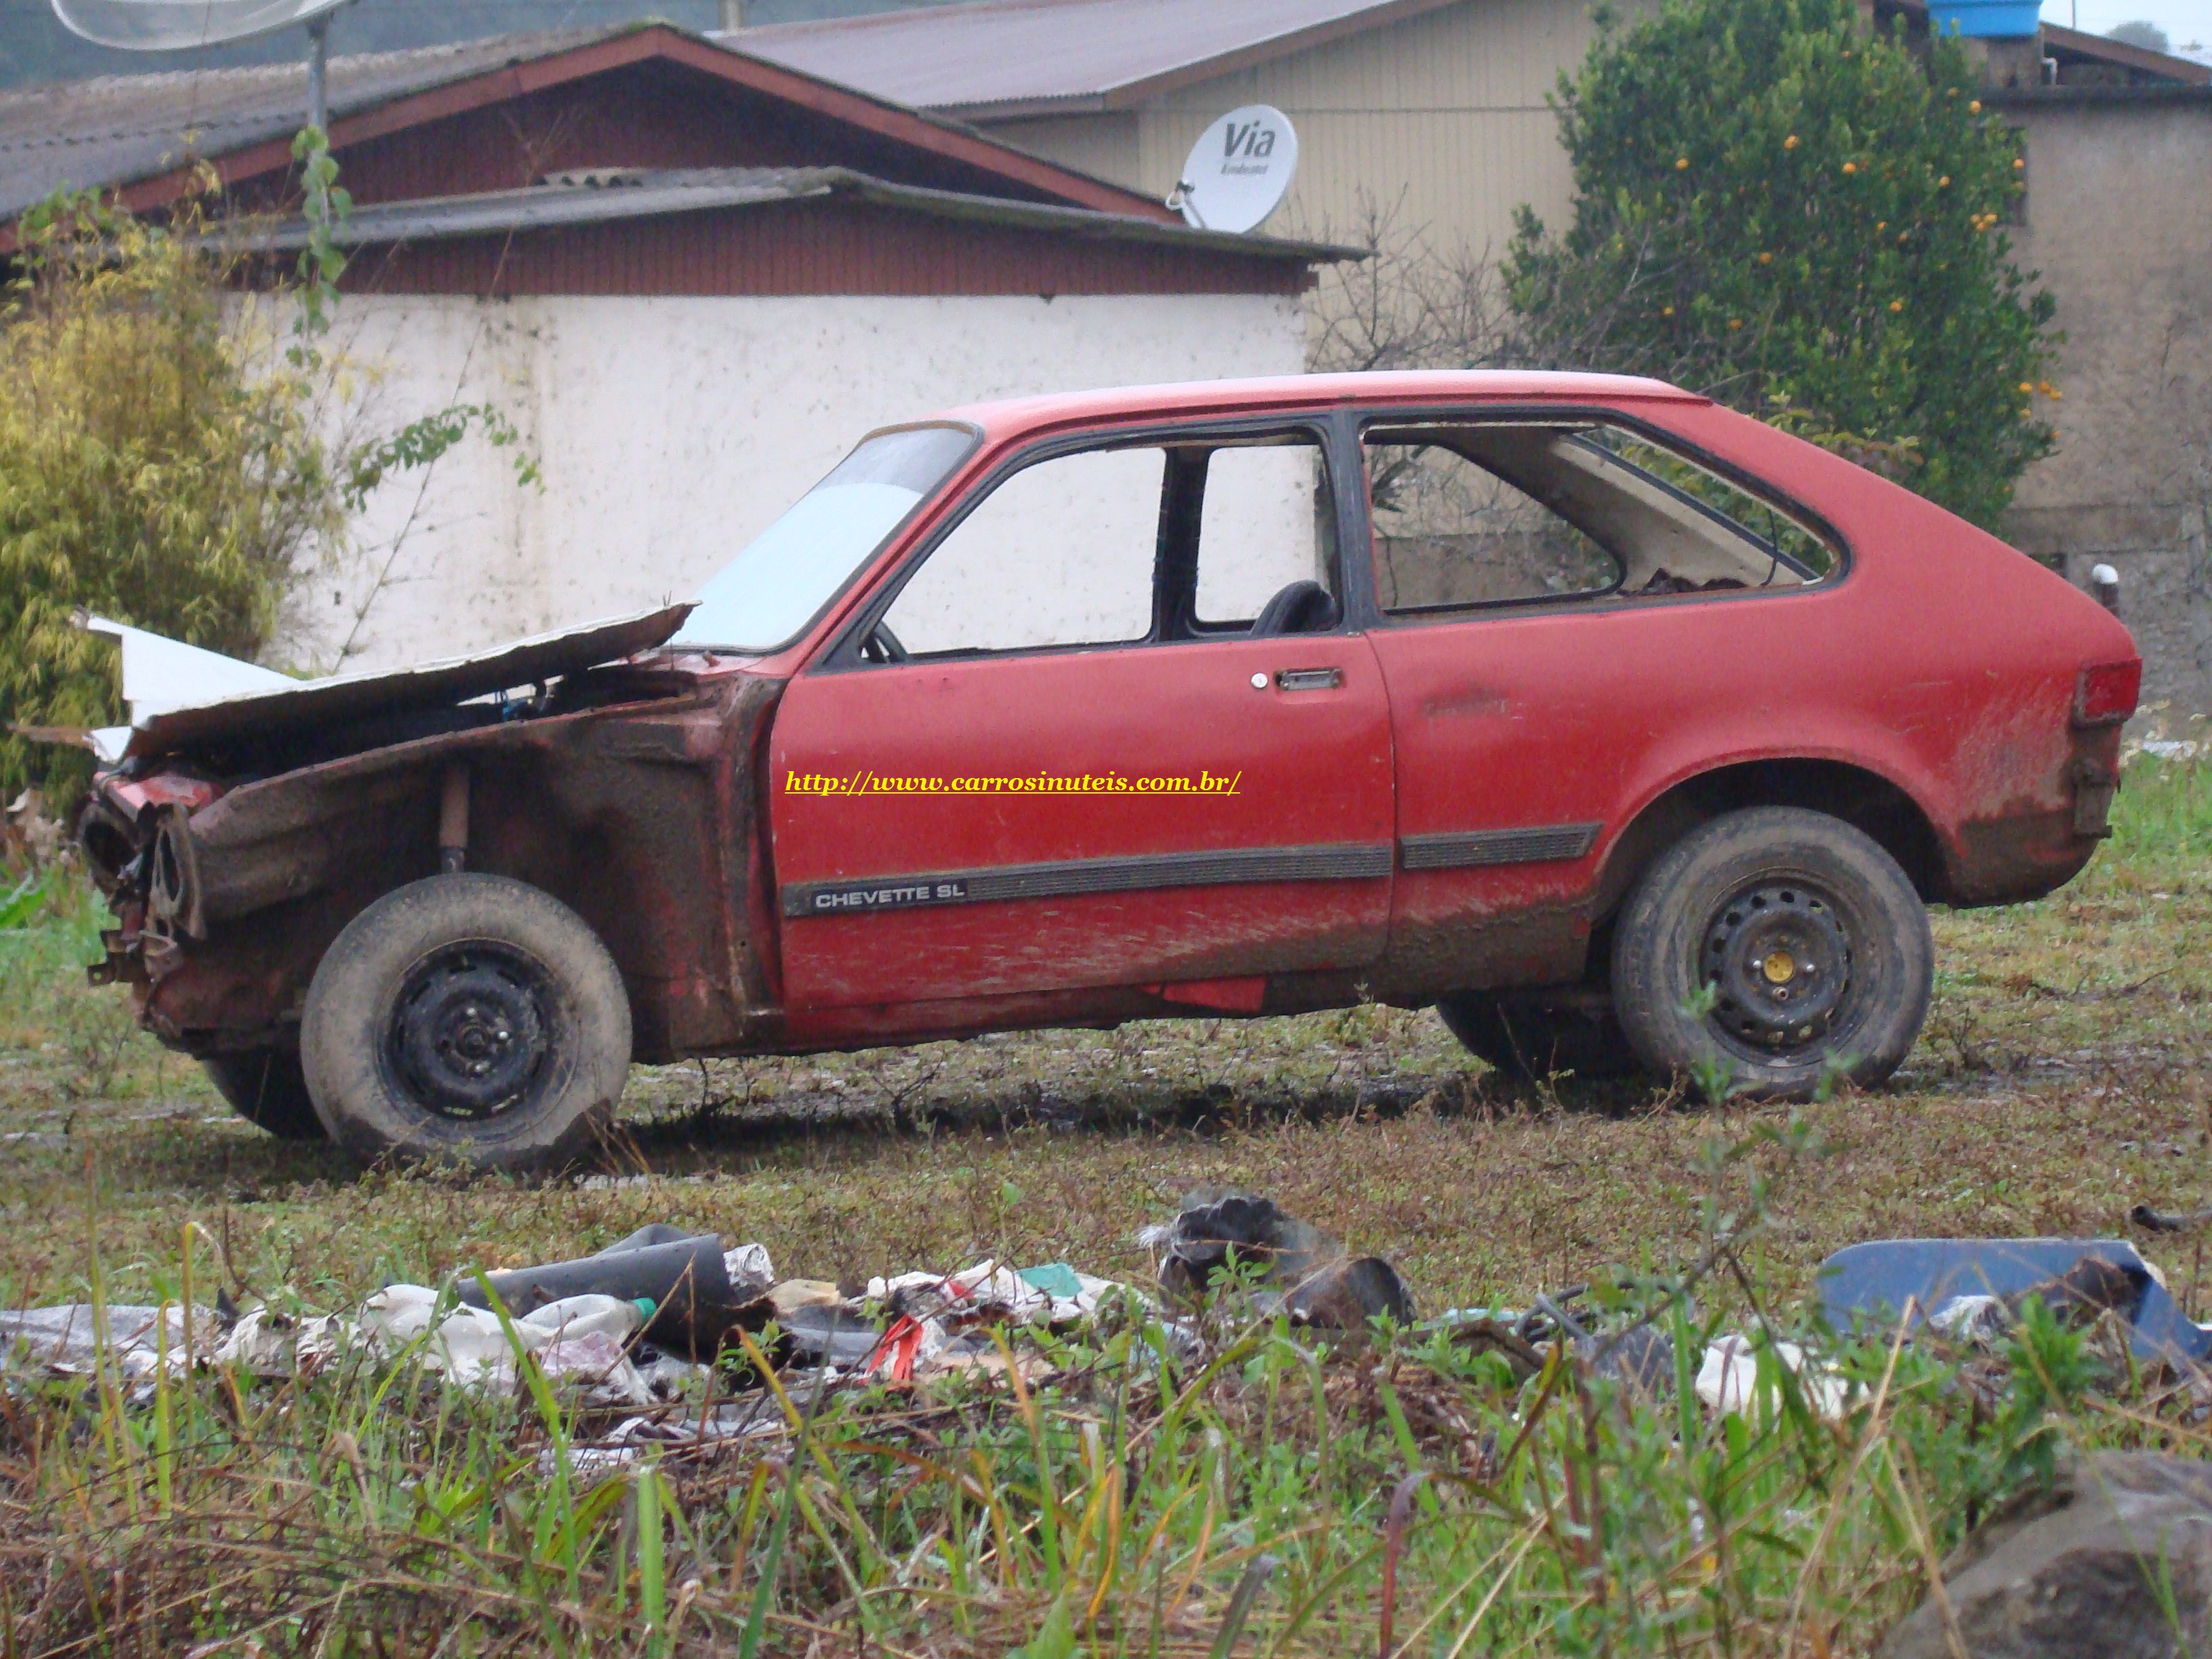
[71,605,783,1069]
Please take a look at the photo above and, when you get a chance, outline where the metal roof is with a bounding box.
[745,0,2212,119]
[2040,20,2211,86]
[733,0,1463,119]
[0,26,613,221]
[223,164,1361,260]
[0,22,1177,227]
[1870,1,2209,87]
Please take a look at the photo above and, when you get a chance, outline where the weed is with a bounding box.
[2,1158,2202,1656]
[1,760,2209,1649]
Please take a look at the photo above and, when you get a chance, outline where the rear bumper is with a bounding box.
[1944,808,2097,906]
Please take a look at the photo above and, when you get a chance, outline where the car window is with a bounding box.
[1575,426,1835,581]
[1365,422,1836,616]
[1194,438,1338,626]
[1366,436,1618,609]
[674,424,975,651]
[882,445,1164,656]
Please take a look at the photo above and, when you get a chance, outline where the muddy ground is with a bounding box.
[3,767,2208,1318]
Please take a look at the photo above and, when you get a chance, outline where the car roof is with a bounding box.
[933,371,1708,438]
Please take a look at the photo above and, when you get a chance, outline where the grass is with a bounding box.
[2,758,2210,1654]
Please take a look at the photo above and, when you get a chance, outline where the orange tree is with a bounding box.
[1506,0,2057,529]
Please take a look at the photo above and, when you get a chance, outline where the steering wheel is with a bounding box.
[1250,580,1340,639]
[860,621,909,663]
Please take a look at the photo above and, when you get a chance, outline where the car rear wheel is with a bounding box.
[301,874,632,1170]
[1610,806,1931,1100]
[201,1048,325,1140]
[1435,990,1642,1082]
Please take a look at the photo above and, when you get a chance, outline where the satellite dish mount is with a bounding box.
[306,9,331,131]
[1166,104,1298,234]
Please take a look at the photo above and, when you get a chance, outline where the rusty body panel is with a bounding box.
[93,670,783,1063]
[77,371,2138,1085]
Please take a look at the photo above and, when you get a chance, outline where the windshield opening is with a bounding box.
[672,424,979,652]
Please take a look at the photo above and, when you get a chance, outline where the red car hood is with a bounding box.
[109,603,696,762]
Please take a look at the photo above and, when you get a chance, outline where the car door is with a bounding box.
[1357,411,1843,994]
[768,423,1394,1013]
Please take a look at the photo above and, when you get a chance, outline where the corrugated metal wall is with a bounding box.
[978,0,1654,262]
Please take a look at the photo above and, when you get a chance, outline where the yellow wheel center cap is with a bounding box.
[1761,949,1797,985]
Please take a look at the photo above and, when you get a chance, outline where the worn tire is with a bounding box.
[201,1048,325,1140]
[1611,806,1931,1100]
[1435,991,1642,1082]
[301,874,631,1170]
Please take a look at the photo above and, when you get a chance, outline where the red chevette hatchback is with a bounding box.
[75,372,2139,1168]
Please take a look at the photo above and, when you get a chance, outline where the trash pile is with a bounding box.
[0,1229,1132,1415]
[12,1201,2212,1659]
[0,1192,1436,1466]
[1142,1189,1415,1327]
[9,1199,2212,1465]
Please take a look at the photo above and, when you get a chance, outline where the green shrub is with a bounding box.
[0,180,341,804]
[1509,0,2059,529]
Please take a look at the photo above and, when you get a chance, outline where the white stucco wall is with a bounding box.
[294,291,1309,672]
[884,438,1325,655]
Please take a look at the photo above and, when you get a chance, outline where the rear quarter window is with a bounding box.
[1366,419,1837,615]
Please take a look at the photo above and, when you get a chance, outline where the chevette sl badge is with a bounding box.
[811,881,970,912]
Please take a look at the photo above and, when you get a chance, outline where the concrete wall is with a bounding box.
[1997,91,2212,720]
[978,0,1654,260]
[291,290,1307,671]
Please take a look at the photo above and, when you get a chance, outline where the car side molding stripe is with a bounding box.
[783,841,1394,918]
[1399,823,1602,871]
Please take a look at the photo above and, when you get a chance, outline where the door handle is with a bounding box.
[1275,668,1343,692]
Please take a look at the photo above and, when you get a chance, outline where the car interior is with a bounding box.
[866,432,1341,659]
[859,420,1835,661]
[1366,422,1835,613]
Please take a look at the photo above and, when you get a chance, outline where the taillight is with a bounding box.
[2074,659,2141,728]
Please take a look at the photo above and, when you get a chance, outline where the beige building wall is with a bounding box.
[1996,91,2212,718]
[979,0,1647,261]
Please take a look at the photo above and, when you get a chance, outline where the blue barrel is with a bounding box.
[1926,0,2043,36]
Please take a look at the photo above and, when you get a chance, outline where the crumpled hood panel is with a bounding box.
[113,603,696,761]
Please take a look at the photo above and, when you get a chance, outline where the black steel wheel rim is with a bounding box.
[384,941,556,1121]
[1699,876,1856,1059]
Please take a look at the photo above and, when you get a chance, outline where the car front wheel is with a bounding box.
[1610,806,1932,1100]
[300,874,632,1169]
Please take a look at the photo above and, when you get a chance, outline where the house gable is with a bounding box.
[231,50,1153,211]
[0,25,1172,248]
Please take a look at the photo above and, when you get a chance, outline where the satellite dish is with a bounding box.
[1168,105,1298,234]
[51,0,346,49]
[51,0,353,131]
